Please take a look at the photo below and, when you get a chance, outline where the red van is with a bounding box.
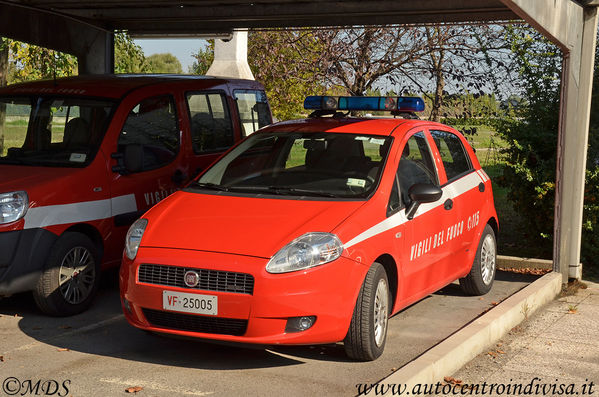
[0,74,272,316]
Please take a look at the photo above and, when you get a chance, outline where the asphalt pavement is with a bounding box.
[0,270,537,397]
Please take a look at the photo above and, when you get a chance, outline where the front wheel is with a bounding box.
[344,262,390,361]
[459,224,497,296]
[33,232,101,316]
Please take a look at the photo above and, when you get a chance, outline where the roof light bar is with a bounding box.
[304,96,425,112]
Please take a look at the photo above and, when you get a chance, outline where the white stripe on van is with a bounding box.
[24,194,137,229]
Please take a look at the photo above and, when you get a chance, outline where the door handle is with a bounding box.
[444,199,453,210]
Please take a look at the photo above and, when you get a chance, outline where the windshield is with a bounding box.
[194,131,392,199]
[0,96,116,167]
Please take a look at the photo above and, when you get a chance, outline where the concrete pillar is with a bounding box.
[77,30,114,75]
[554,7,598,281]
[502,0,599,282]
[206,31,254,80]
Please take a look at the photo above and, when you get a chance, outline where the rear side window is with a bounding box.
[186,92,234,153]
[430,130,472,181]
[233,90,271,136]
[118,95,179,172]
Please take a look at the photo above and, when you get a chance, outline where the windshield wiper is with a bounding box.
[226,185,340,198]
[188,181,230,191]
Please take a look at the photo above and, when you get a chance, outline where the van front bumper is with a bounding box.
[0,228,58,295]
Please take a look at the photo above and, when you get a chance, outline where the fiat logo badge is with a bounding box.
[184,271,200,288]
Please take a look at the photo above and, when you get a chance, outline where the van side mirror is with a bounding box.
[405,183,443,220]
[111,144,144,175]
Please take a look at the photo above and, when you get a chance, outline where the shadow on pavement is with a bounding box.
[0,269,540,371]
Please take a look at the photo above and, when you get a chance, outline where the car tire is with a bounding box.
[459,224,496,296]
[344,262,390,361]
[33,232,101,316]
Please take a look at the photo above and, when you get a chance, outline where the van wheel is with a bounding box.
[33,232,100,316]
[344,262,389,361]
[459,224,496,296]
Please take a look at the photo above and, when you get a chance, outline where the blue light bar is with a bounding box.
[303,96,425,112]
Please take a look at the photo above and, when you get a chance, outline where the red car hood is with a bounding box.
[0,165,82,205]
[141,191,364,258]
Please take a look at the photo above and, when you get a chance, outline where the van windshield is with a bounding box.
[0,96,116,167]
[193,131,392,199]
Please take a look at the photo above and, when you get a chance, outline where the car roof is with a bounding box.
[260,116,450,137]
[0,74,265,100]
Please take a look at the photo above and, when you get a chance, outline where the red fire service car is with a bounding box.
[0,75,271,316]
[120,96,498,361]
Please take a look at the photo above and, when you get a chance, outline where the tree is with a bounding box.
[146,53,183,74]
[491,25,562,259]
[315,27,431,96]
[189,41,214,75]
[114,32,148,73]
[8,42,77,83]
[396,25,511,122]
[248,30,326,120]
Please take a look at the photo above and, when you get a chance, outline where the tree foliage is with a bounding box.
[146,53,182,74]
[315,27,431,97]
[189,41,214,75]
[114,32,148,74]
[8,41,77,83]
[492,25,599,268]
[248,30,326,120]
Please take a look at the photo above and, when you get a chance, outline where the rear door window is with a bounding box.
[233,90,271,136]
[186,92,234,154]
[430,130,472,181]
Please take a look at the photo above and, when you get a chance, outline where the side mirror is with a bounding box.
[124,144,144,173]
[111,144,144,175]
[405,183,443,220]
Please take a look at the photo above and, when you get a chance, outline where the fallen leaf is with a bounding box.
[496,343,503,347]
[567,307,578,314]
[487,351,497,358]
[0,355,4,362]
[478,297,484,300]
[125,386,143,393]
[491,301,499,306]
[496,350,505,354]
[390,367,397,372]
[57,348,69,352]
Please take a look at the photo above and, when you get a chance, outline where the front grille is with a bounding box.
[142,308,248,336]
[138,264,254,295]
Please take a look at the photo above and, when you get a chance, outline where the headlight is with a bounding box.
[0,191,29,224]
[266,232,343,274]
[125,218,148,260]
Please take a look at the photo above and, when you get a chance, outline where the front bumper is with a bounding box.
[120,247,367,345]
[0,228,58,295]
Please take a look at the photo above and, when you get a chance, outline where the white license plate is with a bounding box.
[162,290,217,315]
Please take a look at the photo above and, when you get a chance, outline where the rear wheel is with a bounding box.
[344,262,390,361]
[33,232,101,316]
[459,224,496,296]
